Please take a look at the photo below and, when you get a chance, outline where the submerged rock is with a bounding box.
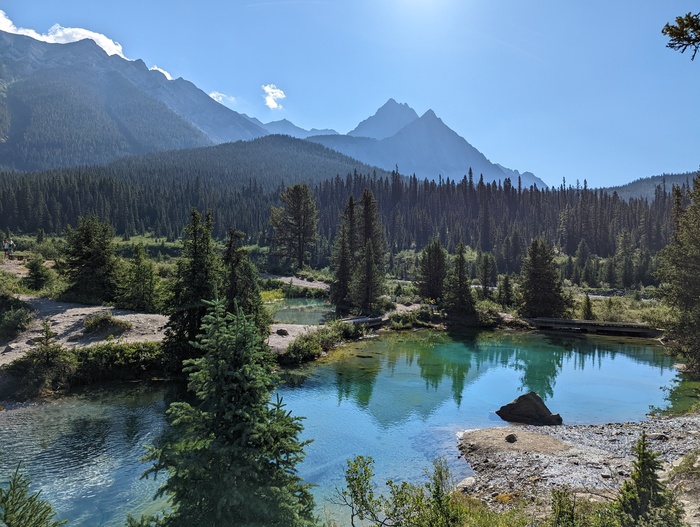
[496,392,563,426]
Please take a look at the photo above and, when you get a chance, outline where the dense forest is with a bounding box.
[0,151,686,284]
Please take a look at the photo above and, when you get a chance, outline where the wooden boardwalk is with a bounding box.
[525,318,663,338]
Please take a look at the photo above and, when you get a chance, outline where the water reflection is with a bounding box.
[283,330,678,430]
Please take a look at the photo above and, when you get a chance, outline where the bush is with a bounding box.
[72,341,167,385]
[281,333,323,365]
[83,311,133,335]
[0,294,34,340]
[280,320,364,365]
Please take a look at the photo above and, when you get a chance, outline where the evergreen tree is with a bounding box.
[615,432,686,527]
[348,189,387,313]
[581,292,594,320]
[497,274,514,308]
[270,184,318,270]
[443,242,476,322]
[62,214,117,304]
[330,221,352,312]
[658,178,700,373]
[478,253,495,300]
[520,238,569,318]
[415,238,447,302]
[663,12,700,61]
[163,210,222,365]
[115,243,162,313]
[0,466,66,527]
[350,241,383,313]
[139,301,316,527]
[223,228,270,335]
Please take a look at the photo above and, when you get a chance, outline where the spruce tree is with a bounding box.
[223,228,270,335]
[115,243,162,313]
[658,178,700,373]
[443,242,476,322]
[497,274,514,308]
[581,292,595,320]
[330,221,352,312]
[0,466,66,527]
[62,214,117,304]
[615,432,686,527]
[163,209,221,365]
[270,184,318,270]
[520,238,569,318]
[348,189,387,313]
[478,253,495,300]
[415,238,447,303]
[139,301,316,527]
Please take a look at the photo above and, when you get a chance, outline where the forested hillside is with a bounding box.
[0,142,682,282]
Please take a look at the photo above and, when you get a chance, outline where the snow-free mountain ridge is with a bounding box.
[0,29,542,186]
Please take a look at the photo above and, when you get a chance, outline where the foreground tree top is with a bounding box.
[663,12,700,61]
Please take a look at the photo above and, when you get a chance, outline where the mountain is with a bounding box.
[0,30,541,186]
[602,172,696,201]
[106,134,391,190]
[0,30,266,171]
[259,119,338,139]
[348,98,419,139]
[310,102,544,187]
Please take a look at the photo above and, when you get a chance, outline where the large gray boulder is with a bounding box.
[496,392,563,426]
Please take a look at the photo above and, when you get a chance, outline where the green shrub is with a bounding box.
[72,341,167,385]
[83,311,133,335]
[0,294,34,339]
[281,333,323,365]
[280,320,363,365]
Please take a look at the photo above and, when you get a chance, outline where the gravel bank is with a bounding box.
[458,415,700,524]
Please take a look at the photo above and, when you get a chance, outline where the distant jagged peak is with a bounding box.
[348,98,420,139]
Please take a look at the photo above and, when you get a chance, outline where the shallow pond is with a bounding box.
[267,298,335,325]
[0,330,689,525]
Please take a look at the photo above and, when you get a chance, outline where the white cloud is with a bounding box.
[210,91,237,106]
[0,9,127,59]
[262,84,286,109]
[150,65,173,80]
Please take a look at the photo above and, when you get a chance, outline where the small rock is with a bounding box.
[505,433,518,443]
[456,477,476,490]
[601,473,612,479]
[648,433,669,441]
[276,328,289,336]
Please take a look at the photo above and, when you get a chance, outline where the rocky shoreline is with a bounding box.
[458,415,700,524]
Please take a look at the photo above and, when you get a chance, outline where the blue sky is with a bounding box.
[1,1,698,188]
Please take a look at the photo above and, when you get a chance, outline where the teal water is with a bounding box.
[267,298,335,325]
[0,331,686,525]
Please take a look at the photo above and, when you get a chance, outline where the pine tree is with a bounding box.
[346,189,387,314]
[115,243,162,312]
[0,466,66,527]
[163,209,222,365]
[658,178,700,373]
[520,238,569,318]
[223,228,270,335]
[415,238,447,303]
[330,221,352,312]
[62,214,117,304]
[270,184,318,270]
[478,253,495,300]
[443,242,476,322]
[615,432,686,527]
[139,301,316,527]
[581,292,595,320]
[497,274,514,308]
